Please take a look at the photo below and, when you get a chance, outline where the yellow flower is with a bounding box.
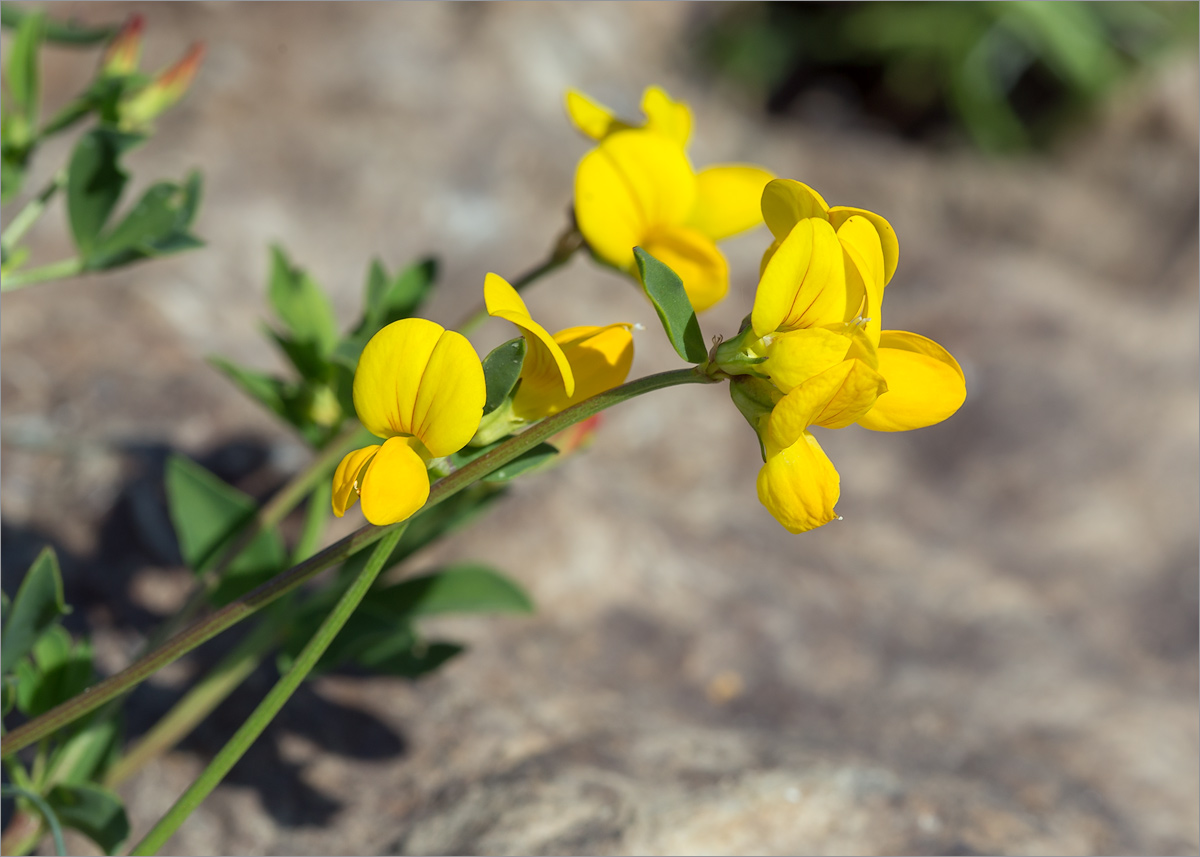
[333,318,485,525]
[484,273,634,421]
[732,179,966,532]
[569,86,774,313]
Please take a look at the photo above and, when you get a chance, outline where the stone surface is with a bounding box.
[2,3,1197,855]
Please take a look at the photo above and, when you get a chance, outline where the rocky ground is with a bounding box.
[2,3,1197,855]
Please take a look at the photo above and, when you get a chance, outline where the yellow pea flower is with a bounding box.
[568,86,774,313]
[728,178,967,533]
[484,273,633,421]
[751,179,965,432]
[333,318,485,526]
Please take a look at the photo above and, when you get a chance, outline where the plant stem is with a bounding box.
[0,786,64,857]
[0,258,82,292]
[102,612,283,789]
[456,223,583,335]
[2,367,716,756]
[145,424,370,652]
[127,526,407,856]
[0,170,64,254]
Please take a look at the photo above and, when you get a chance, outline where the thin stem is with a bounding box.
[102,612,282,789]
[0,258,82,292]
[0,786,65,857]
[0,170,64,254]
[128,526,407,856]
[2,367,715,756]
[456,223,583,335]
[145,424,370,651]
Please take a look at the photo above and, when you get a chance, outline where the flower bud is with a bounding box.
[101,14,144,77]
[119,42,205,129]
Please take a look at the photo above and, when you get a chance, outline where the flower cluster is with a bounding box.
[722,179,966,532]
[335,86,964,537]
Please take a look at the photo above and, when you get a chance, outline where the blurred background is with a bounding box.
[2,2,1197,854]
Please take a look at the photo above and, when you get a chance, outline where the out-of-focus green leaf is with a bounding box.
[361,640,464,678]
[86,173,204,269]
[268,246,339,359]
[481,337,526,415]
[1,149,26,204]
[17,625,94,718]
[164,456,286,606]
[1,6,116,45]
[337,257,439,369]
[370,564,534,618]
[634,247,707,364]
[65,128,142,257]
[209,357,289,419]
[6,10,44,129]
[1,546,68,676]
[45,783,129,854]
[47,715,121,786]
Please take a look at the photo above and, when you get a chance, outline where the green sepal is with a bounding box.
[633,247,707,363]
[45,782,130,854]
[1,546,68,676]
[482,337,526,415]
[164,456,287,606]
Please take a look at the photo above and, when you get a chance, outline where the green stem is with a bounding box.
[2,367,715,756]
[456,223,583,335]
[145,424,371,652]
[0,170,64,254]
[0,258,82,292]
[128,526,407,856]
[102,612,282,789]
[0,785,65,857]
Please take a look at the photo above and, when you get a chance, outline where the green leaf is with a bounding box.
[371,564,534,618]
[268,245,339,358]
[46,715,122,786]
[65,128,142,257]
[45,783,129,854]
[208,357,289,419]
[481,337,526,415]
[0,7,116,45]
[164,456,287,606]
[17,625,95,718]
[1,150,26,204]
[634,247,707,363]
[361,640,463,678]
[267,327,330,383]
[450,440,559,482]
[337,257,439,370]
[1,546,68,676]
[6,10,44,127]
[86,176,203,269]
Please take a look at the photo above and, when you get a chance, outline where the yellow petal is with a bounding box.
[761,179,830,241]
[641,225,729,313]
[574,129,697,271]
[410,328,487,457]
[353,318,445,440]
[485,272,575,400]
[751,217,846,337]
[641,85,692,147]
[756,431,840,533]
[829,206,898,286]
[759,236,782,279]
[857,331,966,432]
[687,164,774,242]
[359,436,430,526]
[764,328,852,394]
[565,88,627,140]
[513,324,634,420]
[767,358,886,451]
[837,215,885,345]
[331,445,379,518]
